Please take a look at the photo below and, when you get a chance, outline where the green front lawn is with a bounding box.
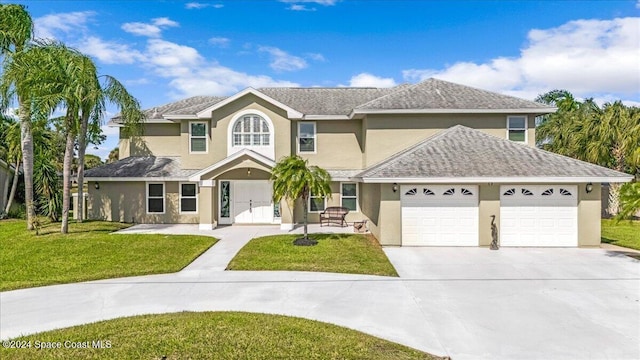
[0,219,217,291]
[0,312,440,360]
[228,234,398,277]
[601,219,640,250]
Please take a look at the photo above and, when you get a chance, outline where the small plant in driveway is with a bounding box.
[271,155,331,246]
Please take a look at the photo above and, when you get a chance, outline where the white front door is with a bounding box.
[232,180,273,224]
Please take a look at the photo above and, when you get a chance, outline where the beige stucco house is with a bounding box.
[85,78,632,247]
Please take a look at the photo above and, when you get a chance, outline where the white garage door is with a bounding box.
[500,185,577,247]
[401,185,479,246]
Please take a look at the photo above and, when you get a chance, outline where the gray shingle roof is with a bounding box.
[356,78,554,111]
[357,125,632,180]
[114,78,553,122]
[85,157,198,179]
[258,85,410,115]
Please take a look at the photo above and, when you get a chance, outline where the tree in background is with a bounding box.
[83,154,103,170]
[536,90,640,215]
[107,147,119,164]
[0,3,36,229]
[271,155,332,245]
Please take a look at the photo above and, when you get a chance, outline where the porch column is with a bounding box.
[198,180,216,230]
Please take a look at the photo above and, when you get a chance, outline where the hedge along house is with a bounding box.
[85,78,632,247]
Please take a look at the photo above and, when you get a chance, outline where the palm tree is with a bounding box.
[0,114,21,214]
[616,182,640,221]
[75,75,143,224]
[536,90,640,215]
[0,3,35,229]
[271,155,332,245]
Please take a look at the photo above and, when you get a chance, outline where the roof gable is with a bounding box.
[194,88,304,119]
[357,125,632,183]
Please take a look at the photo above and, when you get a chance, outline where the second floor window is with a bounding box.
[233,115,270,146]
[507,116,527,143]
[190,121,208,153]
[298,122,316,153]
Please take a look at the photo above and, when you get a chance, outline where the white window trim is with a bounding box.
[308,191,326,213]
[227,109,275,159]
[340,182,359,213]
[189,121,209,154]
[146,182,165,215]
[297,121,317,154]
[507,115,528,143]
[179,182,198,214]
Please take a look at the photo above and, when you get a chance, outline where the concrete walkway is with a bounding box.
[1,224,639,360]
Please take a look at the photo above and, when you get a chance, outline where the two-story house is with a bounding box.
[85,78,632,247]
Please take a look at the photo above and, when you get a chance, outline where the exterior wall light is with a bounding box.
[392,183,398,193]
[247,168,251,177]
[586,182,593,193]
[94,182,100,190]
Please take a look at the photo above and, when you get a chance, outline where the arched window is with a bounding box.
[232,114,270,146]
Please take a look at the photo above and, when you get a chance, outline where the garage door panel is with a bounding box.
[500,185,577,247]
[401,185,478,246]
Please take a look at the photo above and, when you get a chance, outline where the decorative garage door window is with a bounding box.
[542,188,554,196]
[461,188,473,195]
[221,181,230,218]
[405,188,417,196]
[560,188,572,196]
[503,188,516,196]
[423,188,435,195]
[521,188,534,195]
[443,188,455,195]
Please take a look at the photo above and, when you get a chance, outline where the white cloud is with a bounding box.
[279,0,339,5]
[185,2,224,9]
[209,37,230,47]
[637,0,640,9]
[288,4,316,11]
[403,17,640,101]
[349,73,397,87]
[258,46,308,72]
[137,40,298,97]
[306,53,325,61]
[34,11,95,39]
[125,78,151,86]
[121,17,179,37]
[78,36,144,64]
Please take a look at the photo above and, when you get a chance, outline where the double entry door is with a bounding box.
[220,180,273,224]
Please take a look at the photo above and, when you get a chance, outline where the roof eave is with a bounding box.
[358,176,633,184]
[85,177,191,182]
[352,108,557,115]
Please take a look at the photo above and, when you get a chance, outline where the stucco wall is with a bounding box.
[296,120,364,169]
[120,123,182,157]
[578,182,602,247]
[88,181,198,224]
[292,182,368,225]
[478,184,501,246]
[363,113,538,167]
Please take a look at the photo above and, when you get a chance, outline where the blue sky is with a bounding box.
[9,0,640,159]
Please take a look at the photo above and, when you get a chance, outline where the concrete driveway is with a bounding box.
[384,247,640,359]
[1,224,639,360]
